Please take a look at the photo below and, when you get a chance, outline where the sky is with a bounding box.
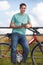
[0,0,43,34]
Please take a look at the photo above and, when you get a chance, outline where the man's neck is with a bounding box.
[20,12,25,15]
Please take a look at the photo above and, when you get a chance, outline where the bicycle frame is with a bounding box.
[29,33,37,45]
[2,33,38,56]
[1,27,43,57]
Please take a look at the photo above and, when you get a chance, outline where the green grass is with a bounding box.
[0,43,43,65]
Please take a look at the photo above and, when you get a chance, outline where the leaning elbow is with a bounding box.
[10,22,13,28]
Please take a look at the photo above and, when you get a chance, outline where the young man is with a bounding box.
[10,3,32,65]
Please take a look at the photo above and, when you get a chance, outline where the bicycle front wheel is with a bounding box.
[31,42,43,65]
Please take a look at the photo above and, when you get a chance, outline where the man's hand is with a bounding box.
[24,23,32,28]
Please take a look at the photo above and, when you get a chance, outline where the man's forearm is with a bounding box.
[10,25,24,28]
[10,22,32,29]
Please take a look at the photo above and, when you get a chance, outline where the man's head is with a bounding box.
[20,3,26,14]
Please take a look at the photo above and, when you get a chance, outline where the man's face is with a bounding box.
[20,5,26,13]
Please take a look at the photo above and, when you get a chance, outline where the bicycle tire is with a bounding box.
[0,42,23,57]
[0,42,10,59]
[31,42,43,65]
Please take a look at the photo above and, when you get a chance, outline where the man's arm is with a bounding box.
[10,22,24,28]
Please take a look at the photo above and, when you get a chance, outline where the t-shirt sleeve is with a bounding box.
[27,15,31,23]
[11,15,15,23]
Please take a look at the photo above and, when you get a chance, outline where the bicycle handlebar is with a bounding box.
[27,27,40,34]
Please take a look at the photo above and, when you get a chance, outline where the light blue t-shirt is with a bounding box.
[11,13,30,35]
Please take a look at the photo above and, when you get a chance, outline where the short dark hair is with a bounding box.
[20,3,26,8]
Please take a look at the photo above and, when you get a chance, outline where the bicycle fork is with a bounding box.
[37,41,43,54]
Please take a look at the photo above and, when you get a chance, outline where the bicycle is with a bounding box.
[0,27,43,65]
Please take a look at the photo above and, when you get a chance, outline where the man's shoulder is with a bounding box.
[12,13,19,18]
[13,13,20,16]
